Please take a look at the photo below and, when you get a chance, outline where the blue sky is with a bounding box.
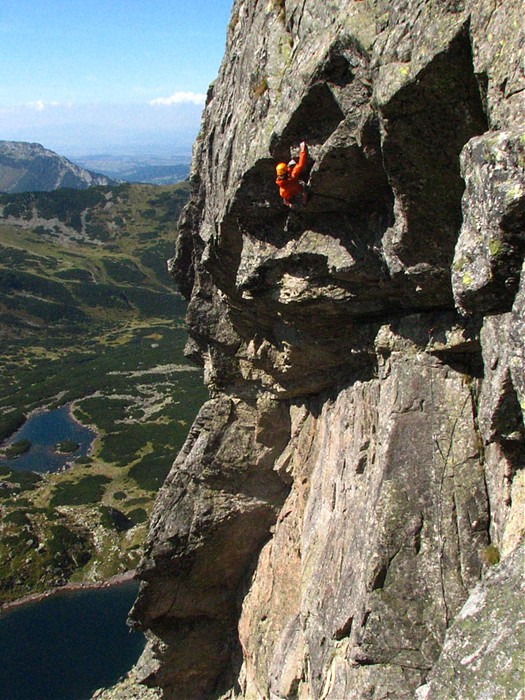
[0,0,233,156]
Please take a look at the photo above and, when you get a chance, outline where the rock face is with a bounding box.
[418,543,525,700]
[131,1,525,698]
[0,141,114,192]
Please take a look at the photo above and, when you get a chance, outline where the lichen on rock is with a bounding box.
[417,543,525,700]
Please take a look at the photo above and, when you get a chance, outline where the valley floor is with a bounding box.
[0,318,207,606]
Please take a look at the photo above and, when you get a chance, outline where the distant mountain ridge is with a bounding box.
[72,154,191,186]
[0,141,116,193]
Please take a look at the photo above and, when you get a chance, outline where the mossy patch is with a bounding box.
[488,238,503,257]
[253,77,269,98]
[481,544,501,566]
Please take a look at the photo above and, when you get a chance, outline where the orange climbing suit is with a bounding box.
[276,148,307,204]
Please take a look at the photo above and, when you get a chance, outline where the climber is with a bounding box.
[275,141,308,209]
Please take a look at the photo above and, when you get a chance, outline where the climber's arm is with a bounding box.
[292,142,308,178]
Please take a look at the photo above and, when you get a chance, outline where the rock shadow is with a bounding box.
[380,23,489,270]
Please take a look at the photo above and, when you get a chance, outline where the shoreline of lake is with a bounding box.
[0,400,98,473]
[68,399,100,454]
[0,569,137,617]
[0,393,68,450]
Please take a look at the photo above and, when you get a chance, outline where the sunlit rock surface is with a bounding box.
[418,543,525,700]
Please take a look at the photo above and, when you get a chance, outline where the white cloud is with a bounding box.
[27,100,45,111]
[150,91,206,106]
[26,100,68,111]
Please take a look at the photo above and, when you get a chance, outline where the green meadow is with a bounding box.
[0,182,208,603]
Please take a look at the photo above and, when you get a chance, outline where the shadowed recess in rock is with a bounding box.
[380,25,488,271]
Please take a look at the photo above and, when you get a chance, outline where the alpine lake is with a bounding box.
[0,580,145,700]
[0,403,96,473]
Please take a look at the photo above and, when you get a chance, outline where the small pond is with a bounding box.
[0,403,95,473]
[0,580,145,700]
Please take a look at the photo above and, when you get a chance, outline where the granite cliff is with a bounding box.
[129,1,524,698]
